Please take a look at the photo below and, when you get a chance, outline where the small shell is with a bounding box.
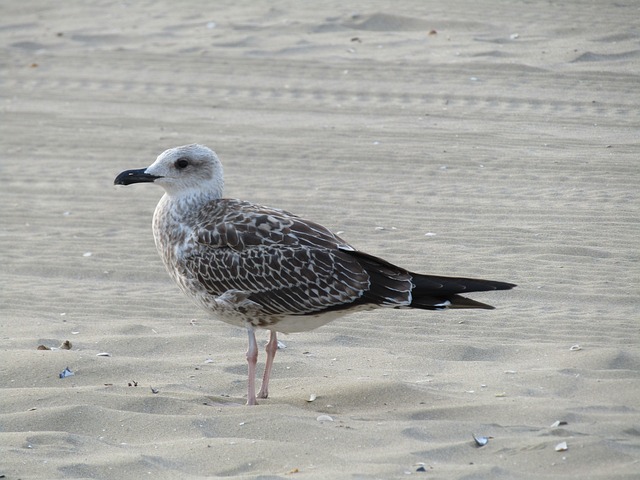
[550,420,568,428]
[307,394,317,402]
[555,441,568,452]
[472,434,490,447]
[59,367,74,378]
[569,345,582,351]
[316,414,333,422]
[96,352,111,357]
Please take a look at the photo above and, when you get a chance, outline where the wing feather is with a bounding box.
[183,200,369,316]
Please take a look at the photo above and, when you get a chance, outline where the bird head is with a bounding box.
[114,144,224,199]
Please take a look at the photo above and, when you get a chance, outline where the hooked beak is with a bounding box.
[114,168,162,186]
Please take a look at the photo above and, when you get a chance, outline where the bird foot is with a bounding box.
[257,389,268,399]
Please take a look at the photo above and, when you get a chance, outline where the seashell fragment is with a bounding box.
[472,434,490,447]
[96,352,111,357]
[307,394,317,402]
[555,441,568,452]
[316,414,334,422]
[550,420,568,428]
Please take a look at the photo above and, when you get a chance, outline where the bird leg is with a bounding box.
[257,330,278,399]
[246,326,258,405]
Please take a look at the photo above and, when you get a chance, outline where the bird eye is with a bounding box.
[175,158,189,169]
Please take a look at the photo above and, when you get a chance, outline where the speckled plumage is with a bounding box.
[153,196,413,332]
[115,144,515,405]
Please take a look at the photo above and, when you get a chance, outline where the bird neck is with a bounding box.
[163,175,222,201]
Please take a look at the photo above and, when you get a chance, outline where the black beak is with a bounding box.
[114,168,162,186]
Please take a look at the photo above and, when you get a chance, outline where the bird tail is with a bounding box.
[343,249,516,311]
[410,274,516,310]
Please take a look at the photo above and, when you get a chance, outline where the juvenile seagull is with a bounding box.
[114,144,515,405]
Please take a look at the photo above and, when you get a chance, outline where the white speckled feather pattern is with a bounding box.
[153,197,412,332]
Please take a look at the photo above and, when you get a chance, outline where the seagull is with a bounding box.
[114,144,515,405]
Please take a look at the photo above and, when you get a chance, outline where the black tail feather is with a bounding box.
[343,249,516,311]
[409,273,515,310]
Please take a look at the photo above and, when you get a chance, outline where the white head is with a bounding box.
[115,144,224,199]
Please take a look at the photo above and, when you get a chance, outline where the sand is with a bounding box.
[1,1,639,478]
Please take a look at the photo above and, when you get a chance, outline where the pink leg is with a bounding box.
[257,330,278,399]
[246,326,258,405]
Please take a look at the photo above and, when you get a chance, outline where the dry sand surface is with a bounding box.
[2,1,639,478]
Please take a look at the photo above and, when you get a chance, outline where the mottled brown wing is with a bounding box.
[184,200,369,315]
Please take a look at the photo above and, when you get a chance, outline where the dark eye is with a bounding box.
[175,158,189,169]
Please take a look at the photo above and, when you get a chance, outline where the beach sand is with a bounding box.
[1,1,639,478]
